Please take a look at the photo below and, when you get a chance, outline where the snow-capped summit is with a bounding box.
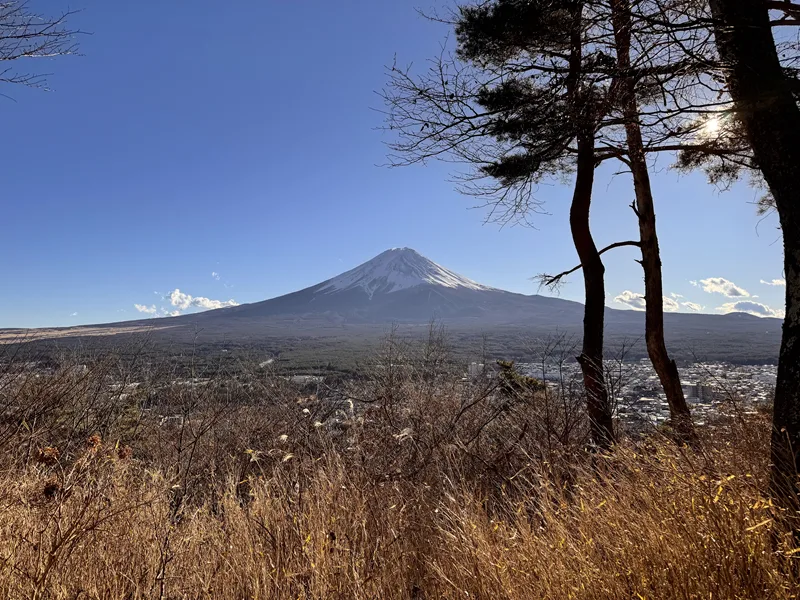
[318,247,493,298]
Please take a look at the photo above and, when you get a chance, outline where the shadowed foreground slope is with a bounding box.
[1,439,796,599]
[0,347,797,598]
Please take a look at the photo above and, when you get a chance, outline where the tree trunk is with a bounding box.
[610,0,694,440]
[563,1,614,450]
[571,131,615,450]
[709,0,800,511]
[630,158,695,440]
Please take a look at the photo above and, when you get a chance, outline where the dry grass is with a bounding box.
[0,338,797,599]
[0,326,175,344]
[0,431,796,599]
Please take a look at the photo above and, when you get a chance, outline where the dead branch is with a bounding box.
[536,240,642,289]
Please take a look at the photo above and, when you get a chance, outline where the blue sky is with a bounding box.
[1,0,786,328]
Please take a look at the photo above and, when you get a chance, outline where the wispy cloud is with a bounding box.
[70,312,78,317]
[168,289,239,311]
[615,291,688,312]
[716,301,784,318]
[698,277,750,297]
[133,289,238,318]
[614,291,646,311]
[212,271,220,280]
[670,292,684,299]
[760,278,786,287]
[663,296,680,312]
[681,301,704,312]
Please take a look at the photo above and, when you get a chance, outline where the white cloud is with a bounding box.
[168,289,239,311]
[70,312,78,317]
[670,292,683,299]
[614,291,646,311]
[690,280,699,287]
[663,297,680,312]
[698,277,750,297]
[134,304,157,315]
[162,309,182,317]
[615,292,691,313]
[682,301,704,312]
[716,301,785,318]
[212,272,220,280]
[760,278,786,287]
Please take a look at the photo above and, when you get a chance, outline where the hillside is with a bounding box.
[0,248,783,364]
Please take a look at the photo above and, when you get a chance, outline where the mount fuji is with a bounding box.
[7,248,782,363]
[199,247,585,324]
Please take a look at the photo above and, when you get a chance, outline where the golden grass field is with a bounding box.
[1,437,798,599]
[0,343,797,599]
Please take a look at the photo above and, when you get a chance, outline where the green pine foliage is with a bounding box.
[496,359,545,397]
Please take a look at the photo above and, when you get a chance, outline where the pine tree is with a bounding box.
[707,0,800,514]
[381,0,747,442]
[384,0,617,447]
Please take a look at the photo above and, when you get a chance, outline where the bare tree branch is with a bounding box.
[536,240,642,289]
[0,1,82,91]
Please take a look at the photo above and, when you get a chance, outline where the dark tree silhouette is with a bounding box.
[383,0,617,448]
[607,0,696,438]
[381,0,755,441]
[706,0,800,514]
[0,1,80,93]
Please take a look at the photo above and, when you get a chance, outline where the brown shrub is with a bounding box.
[0,339,794,598]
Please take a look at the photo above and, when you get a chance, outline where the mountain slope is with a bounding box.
[202,247,586,324]
[4,248,782,363]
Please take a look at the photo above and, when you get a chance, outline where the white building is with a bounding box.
[682,382,715,402]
